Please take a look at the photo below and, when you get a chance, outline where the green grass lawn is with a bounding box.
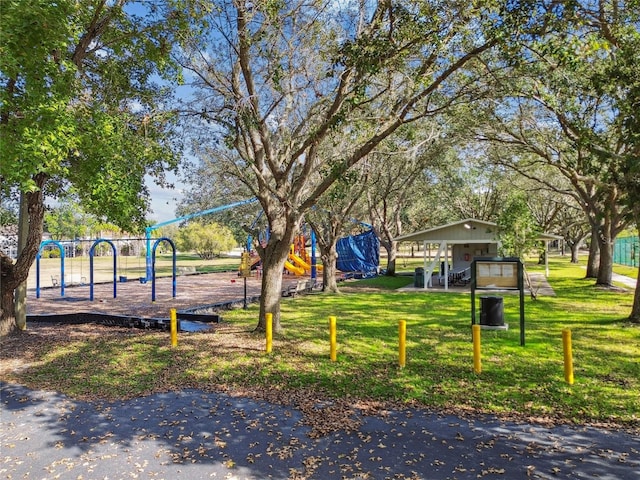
[28,254,243,287]
[8,256,639,429]
[614,264,639,280]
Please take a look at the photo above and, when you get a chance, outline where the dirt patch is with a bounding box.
[0,322,141,376]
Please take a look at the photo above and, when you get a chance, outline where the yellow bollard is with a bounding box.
[170,308,178,347]
[329,316,337,362]
[472,324,481,374]
[563,329,574,385]
[266,313,273,353]
[398,320,407,368]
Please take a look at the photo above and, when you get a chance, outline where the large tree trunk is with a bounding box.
[258,248,288,334]
[306,217,344,294]
[384,241,397,276]
[630,262,640,324]
[569,242,580,263]
[629,219,640,324]
[595,222,614,287]
[14,192,30,330]
[596,239,614,286]
[320,244,339,293]
[255,212,300,333]
[0,254,18,336]
[0,175,46,336]
[586,224,600,278]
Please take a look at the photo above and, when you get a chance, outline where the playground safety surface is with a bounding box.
[26,271,303,320]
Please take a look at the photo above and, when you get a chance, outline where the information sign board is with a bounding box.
[240,252,252,278]
[475,261,519,289]
[471,257,526,346]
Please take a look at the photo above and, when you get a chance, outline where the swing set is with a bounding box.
[35,237,177,302]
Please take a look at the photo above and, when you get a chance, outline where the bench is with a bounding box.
[65,273,86,285]
[177,266,197,275]
[283,279,316,297]
[51,274,86,286]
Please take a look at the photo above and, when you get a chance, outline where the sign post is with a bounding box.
[471,257,526,346]
[240,251,252,309]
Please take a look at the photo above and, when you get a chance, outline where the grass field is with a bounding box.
[30,249,638,288]
[27,254,242,289]
[6,255,639,430]
[614,264,639,280]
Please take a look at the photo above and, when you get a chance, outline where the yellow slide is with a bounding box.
[289,253,323,272]
[284,260,305,275]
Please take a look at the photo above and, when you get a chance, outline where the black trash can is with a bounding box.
[480,296,504,326]
[414,268,424,288]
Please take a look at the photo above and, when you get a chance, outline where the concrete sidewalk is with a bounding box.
[2,382,638,480]
[612,272,637,289]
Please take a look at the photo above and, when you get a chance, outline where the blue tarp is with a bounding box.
[336,230,379,273]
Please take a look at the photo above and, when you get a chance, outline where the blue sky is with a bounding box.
[146,171,185,223]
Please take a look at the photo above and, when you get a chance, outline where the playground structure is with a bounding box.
[36,236,147,285]
[27,265,309,331]
[35,237,177,303]
[29,202,382,334]
[143,198,378,282]
[240,221,326,279]
[88,239,117,301]
[34,199,380,304]
[282,228,380,278]
[151,237,176,302]
[284,234,324,276]
[36,240,66,298]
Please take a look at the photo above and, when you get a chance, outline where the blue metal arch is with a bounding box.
[89,239,117,301]
[151,237,177,302]
[36,240,65,298]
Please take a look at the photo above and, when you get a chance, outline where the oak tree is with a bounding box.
[0,0,188,334]
[178,0,521,332]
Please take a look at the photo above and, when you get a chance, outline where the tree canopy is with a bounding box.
[175,221,237,260]
[0,0,191,333]
[0,0,185,231]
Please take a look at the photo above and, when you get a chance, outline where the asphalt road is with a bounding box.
[2,382,638,480]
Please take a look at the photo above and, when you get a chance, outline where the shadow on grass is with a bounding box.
[7,256,640,429]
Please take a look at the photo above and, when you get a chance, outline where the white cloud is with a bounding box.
[146,173,185,223]
[128,100,144,113]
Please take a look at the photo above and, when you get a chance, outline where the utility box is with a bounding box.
[480,296,504,326]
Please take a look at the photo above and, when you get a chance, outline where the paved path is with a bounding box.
[612,272,637,289]
[2,382,638,480]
